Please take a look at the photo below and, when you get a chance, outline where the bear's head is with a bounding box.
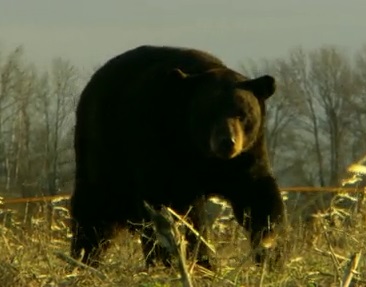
[171,68,276,159]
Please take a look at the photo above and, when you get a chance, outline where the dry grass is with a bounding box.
[0,189,365,287]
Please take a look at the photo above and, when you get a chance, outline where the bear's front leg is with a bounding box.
[229,175,286,269]
[184,195,213,270]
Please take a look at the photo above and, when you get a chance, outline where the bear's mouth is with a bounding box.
[210,136,244,160]
[213,149,242,160]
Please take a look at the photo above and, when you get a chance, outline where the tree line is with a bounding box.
[0,43,365,198]
[242,45,366,188]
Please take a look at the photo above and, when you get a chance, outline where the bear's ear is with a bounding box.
[168,68,189,80]
[237,75,276,100]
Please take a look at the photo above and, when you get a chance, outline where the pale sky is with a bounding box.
[1,0,365,71]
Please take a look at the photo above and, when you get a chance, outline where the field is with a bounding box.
[0,189,365,287]
[0,34,366,287]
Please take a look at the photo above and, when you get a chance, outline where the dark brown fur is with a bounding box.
[70,45,286,269]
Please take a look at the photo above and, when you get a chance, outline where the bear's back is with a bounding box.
[76,45,228,116]
[101,45,226,76]
[86,45,226,94]
[76,45,230,133]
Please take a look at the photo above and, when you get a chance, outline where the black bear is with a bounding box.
[69,45,286,269]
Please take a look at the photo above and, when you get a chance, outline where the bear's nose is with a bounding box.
[219,138,236,152]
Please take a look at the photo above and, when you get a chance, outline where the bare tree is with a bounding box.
[12,64,37,197]
[0,46,37,194]
[351,44,366,159]
[308,46,357,185]
[35,57,79,195]
[283,46,358,186]
[288,47,328,186]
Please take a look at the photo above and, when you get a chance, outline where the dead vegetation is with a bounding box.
[0,158,365,286]
[0,180,365,287]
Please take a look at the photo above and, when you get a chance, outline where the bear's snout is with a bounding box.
[213,136,241,159]
[210,119,245,159]
[218,137,236,154]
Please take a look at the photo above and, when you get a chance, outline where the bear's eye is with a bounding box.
[236,112,245,122]
[244,120,252,132]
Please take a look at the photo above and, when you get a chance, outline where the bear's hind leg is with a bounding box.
[70,219,116,268]
[140,224,173,268]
